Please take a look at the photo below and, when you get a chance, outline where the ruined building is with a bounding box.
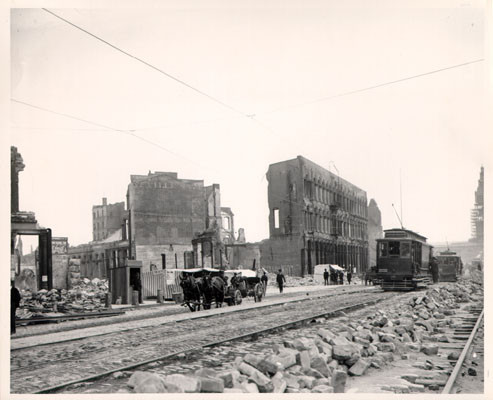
[368,199,383,267]
[260,156,369,276]
[92,198,126,241]
[470,166,484,245]
[127,172,222,270]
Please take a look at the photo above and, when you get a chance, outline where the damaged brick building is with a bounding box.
[70,171,235,276]
[260,156,369,277]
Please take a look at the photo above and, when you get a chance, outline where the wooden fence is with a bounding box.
[141,269,182,300]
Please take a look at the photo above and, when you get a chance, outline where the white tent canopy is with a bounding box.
[315,264,344,271]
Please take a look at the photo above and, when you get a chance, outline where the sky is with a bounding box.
[7,0,490,249]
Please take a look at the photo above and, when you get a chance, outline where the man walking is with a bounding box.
[276,269,286,293]
[347,269,352,285]
[323,268,329,286]
[261,271,268,296]
[11,283,21,335]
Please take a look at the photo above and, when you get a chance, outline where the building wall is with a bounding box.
[128,172,207,247]
[68,240,129,279]
[52,237,69,289]
[367,199,383,267]
[221,207,235,244]
[261,156,369,276]
[259,236,304,276]
[226,243,260,269]
[92,198,126,241]
[135,244,194,271]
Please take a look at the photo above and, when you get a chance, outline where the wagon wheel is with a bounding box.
[233,289,242,305]
[254,283,263,302]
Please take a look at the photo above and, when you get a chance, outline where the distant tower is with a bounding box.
[470,166,484,245]
[367,199,383,267]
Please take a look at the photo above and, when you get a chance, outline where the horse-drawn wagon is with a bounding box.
[178,268,264,311]
[224,269,264,303]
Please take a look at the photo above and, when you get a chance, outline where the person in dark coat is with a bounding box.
[347,270,352,285]
[11,283,21,334]
[323,269,329,286]
[430,257,439,284]
[276,269,286,293]
[132,272,143,303]
[330,269,336,285]
[261,272,268,295]
[338,270,343,285]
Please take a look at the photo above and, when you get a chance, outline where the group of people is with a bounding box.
[323,268,352,285]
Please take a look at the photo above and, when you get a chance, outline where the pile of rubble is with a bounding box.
[121,281,481,393]
[18,278,109,317]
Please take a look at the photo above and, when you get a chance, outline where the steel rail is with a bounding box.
[33,292,391,394]
[16,310,125,325]
[13,286,378,351]
[442,308,484,394]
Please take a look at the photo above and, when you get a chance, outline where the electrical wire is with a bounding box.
[11,98,213,171]
[260,58,484,115]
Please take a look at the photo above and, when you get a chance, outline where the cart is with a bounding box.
[224,269,264,303]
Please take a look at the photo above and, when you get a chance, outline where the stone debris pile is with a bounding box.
[18,278,109,317]
[122,281,481,393]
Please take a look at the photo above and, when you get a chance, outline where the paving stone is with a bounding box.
[271,374,287,393]
[198,376,224,393]
[312,384,334,393]
[133,374,169,393]
[217,369,240,388]
[447,351,460,361]
[243,354,263,369]
[257,357,281,376]
[345,351,361,367]
[317,328,337,343]
[282,372,300,389]
[331,369,347,393]
[127,371,155,388]
[310,356,331,377]
[194,368,218,378]
[407,383,425,392]
[163,374,201,393]
[332,344,354,361]
[298,350,311,371]
[400,373,419,383]
[376,342,396,352]
[305,367,325,379]
[297,375,316,389]
[239,382,259,393]
[348,359,369,376]
[421,345,439,356]
[293,337,314,351]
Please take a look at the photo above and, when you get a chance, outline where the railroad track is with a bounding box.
[11,289,396,394]
[442,307,484,394]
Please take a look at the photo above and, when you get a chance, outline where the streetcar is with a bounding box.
[436,250,463,282]
[376,228,433,290]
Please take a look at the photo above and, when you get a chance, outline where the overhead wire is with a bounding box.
[10,98,216,172]
[259,58,484,115]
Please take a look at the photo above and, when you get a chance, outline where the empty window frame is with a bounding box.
[274,208,280,229]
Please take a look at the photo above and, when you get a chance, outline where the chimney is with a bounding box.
[102,197,107,206]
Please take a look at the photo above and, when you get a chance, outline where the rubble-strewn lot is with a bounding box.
[17,278,109,318]
[109,281,482,393]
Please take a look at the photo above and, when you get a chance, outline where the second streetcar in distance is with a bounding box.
[436,250,463,282]
[376,228,433,290]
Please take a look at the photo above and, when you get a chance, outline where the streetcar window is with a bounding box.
[401,242,411,257]
[379,242,388,257]
[388,241,400,256]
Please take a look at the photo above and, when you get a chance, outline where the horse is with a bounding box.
[179,273,202,312]
[200,274,226,308]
